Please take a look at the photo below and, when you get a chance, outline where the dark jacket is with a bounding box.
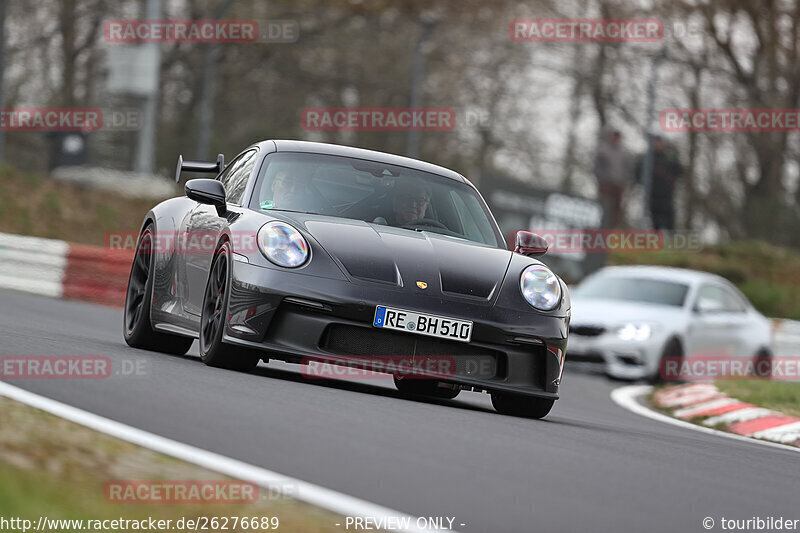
[637,148,682,212]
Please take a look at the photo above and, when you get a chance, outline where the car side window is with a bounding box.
[694,285,727,313]
[217,156,241,193]
[219,149,257,205]
[720,286,747,313]
[449,191,479,241]
[449,190,496,245]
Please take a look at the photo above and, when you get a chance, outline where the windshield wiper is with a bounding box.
[264,208,320,215]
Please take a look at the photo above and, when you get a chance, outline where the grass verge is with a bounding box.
[714,380,800,419]
[0,395,348,532]
[0,165,164,246]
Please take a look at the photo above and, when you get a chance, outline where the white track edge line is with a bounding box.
[610,385,800,454]
[0,381,457,533]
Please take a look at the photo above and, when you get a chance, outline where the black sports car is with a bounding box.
[123,140,570,418]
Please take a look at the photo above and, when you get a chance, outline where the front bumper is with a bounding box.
[566,332,662,380]
[223,261,568,399]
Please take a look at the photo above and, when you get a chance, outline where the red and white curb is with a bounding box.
[0,232,132,307]
[611,385,800,454]
[653,383,800,447]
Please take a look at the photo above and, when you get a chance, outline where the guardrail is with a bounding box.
[0,233,69,298]
[0,232,132,307]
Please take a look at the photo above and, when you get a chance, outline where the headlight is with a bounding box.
[520,264,561,311]
[616,323,653,341]
[257,221,309,268]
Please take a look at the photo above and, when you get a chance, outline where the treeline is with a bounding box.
[3,0,799,246]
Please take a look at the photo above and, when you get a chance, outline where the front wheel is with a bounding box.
[199,241,260,372]
[652,337,683,384]
[753,349,772,379]
[491,393,554,419]
[123,224,194,355]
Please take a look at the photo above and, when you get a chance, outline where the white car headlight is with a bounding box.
[520,264,561,311]
[616,323,653,342]
[257,221,309,268]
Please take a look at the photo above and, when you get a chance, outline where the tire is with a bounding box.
[753,349,772,379]
[652,337,683,384]
[123,224,194,355]
[393,376,460,399]
[490,393,554,419]
[198,241,260,372]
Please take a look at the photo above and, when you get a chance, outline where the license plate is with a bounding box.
[373,306,473,343]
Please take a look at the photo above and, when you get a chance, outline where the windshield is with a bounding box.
[249,152,502,247]
[573,276,689,307]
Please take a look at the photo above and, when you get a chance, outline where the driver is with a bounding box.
[261,167,323,212]
[387,179,432,226]
[272,170,306,208]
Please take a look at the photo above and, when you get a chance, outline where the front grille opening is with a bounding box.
[569,325,606,337]
[617,354,645,366]
[320,324,505,379]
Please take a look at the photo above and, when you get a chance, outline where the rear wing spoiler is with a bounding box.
[175,154,225,183]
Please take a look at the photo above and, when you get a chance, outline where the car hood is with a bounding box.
[290,215,512,300]
[570,297,686,328]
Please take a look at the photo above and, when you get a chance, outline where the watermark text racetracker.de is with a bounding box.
[1,108,142,132]
[0,516,279,532]
[104,480,298,504]
[509,18,663,42]
[661,108,800,132]
[103,19,298,44]
[301,107,456,131]
[105,481,257,504]
[300,107,499,131]
[660,356,800,381]
[0,356,148,379]
[104,19,257,43]
[516,229,703,254]
[106,230,260,255]
[301,355,465,380]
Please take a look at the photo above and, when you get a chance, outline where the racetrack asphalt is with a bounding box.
[1,288,798,533]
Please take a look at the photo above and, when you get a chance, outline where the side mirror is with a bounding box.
[185,179,226,216]
[514,231,549,256]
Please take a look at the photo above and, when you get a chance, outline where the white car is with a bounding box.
[567,265,773,381]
